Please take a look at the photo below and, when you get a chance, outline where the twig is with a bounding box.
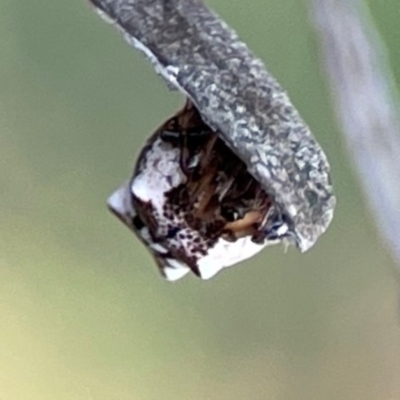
[313,0,400,265]
[89,0,335,251]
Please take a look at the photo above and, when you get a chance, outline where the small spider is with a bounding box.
[108,100,295,280]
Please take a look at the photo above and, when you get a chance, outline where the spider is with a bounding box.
[108,100,294,280]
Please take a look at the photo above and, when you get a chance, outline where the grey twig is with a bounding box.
[89,0,335,251]
[313,0,400,265]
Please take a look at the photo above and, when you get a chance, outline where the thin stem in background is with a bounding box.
[313,0,400,267]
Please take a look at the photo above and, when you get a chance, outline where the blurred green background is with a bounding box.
[1,0,400,399]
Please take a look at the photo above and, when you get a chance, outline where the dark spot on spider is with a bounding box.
[199,248,208,256]
[167,226,180,238]
[192,245,202,254]
[132,215,145,230]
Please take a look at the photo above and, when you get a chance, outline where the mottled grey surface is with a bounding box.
[89,0,335,251]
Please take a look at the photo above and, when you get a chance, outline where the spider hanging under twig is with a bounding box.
[109,100,295,280]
